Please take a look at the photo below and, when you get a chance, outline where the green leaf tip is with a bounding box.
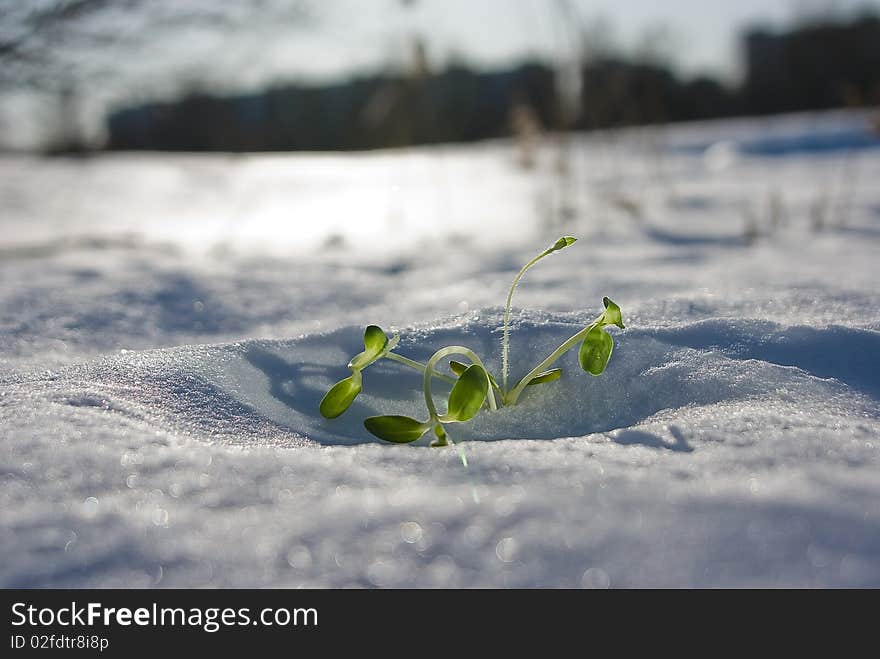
[319,371,363,419]
[446,364,489,422]
[601,297,625,329]
[551,236,578,252]
[364,415,431,443]
[527,368,563,386]
[363,325,387,352]
[449,360,467,376]
[579,325,614,376]
[450,360,499,390]
[348,325,390,370]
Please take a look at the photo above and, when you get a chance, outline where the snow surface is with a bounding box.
[2,110,879,587]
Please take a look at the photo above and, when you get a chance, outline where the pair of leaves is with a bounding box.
[600,297,625,330]
[348,325,390,370]
[319,325,393,419]
[549,235,577,253]
[577,297,625,376]
[363,362,490,444]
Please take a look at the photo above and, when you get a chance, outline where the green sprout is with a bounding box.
[319,236,625,446]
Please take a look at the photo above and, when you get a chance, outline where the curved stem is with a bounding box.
[502,252,548,394]
[501,238,577,393]
[423,346,498,421]
[506,317,602,406]
[383,352,456,385]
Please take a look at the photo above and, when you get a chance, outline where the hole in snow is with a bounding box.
[47,314,874,448]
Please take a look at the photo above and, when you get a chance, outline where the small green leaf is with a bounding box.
[550,236,577,253]
[349,325,389,370]
[364,415,431,443]
[601,297,625,329]
[446,364,489,422]
[363,325,388,353]
[431,424,449,447]
[450,360,499,390]
[319,371,363,419]
[579,325,614,376]
[527,368,563,386]
[449,360,468,376]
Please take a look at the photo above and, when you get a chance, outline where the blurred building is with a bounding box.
[101,13,880,153]
[744,14,880,114]
[106,64,558,151]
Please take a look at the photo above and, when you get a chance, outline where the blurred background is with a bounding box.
[2,1,880,362]
[1,0,879,154]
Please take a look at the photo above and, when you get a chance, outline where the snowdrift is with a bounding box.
[11,314,878,449]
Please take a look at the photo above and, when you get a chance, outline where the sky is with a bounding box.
[318,0,877,79]
[1,0,878,149]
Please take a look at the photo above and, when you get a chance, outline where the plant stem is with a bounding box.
[501,238,577,393]
[502,251,548,394]
[506,317,602,405]
[384,352,456,385]
[423,346,498,421]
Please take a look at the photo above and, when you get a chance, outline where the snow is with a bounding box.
[2,110,880,587]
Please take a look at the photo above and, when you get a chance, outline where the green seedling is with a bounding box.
[319,236,625,446]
